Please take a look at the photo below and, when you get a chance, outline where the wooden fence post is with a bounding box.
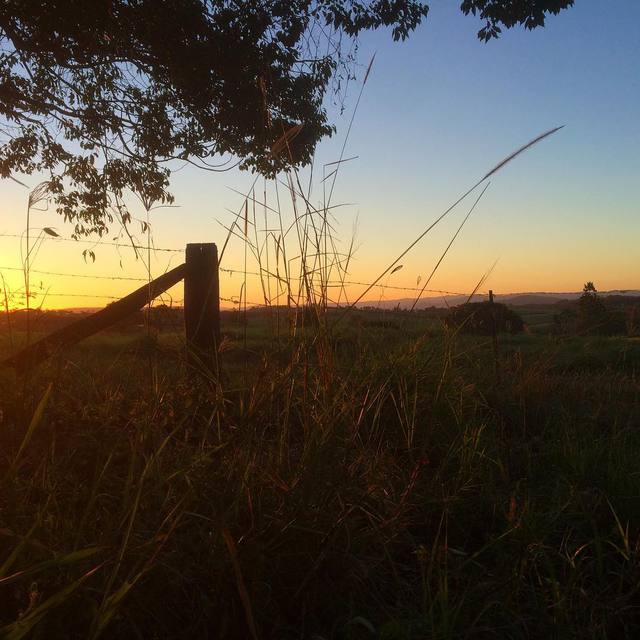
[184,243,220,368]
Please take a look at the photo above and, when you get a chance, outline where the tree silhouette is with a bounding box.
[0,1,574,235]
[555,281,630,336]
[578,281,606,330]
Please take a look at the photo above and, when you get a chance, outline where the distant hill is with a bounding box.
[502,294,571,306]
[356,290,640,310]
[14,290,640,315]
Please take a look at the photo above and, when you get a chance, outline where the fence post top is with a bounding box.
[186,243,217,251]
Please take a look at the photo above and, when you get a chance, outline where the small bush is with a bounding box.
[445,301,524,334]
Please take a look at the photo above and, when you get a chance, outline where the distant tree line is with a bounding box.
[554,282,640,337]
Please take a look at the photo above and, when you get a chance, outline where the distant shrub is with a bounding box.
[445,301,524,335]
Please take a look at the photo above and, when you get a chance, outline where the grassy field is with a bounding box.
[1,311,640,639]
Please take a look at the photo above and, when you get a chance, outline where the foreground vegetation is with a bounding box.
[1,312,640,639]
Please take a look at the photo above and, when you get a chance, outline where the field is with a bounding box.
[1,309,640,639]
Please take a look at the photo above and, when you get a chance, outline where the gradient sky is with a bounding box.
[1,0,639,310]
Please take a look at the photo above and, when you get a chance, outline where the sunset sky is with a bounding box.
[1,0,638,310]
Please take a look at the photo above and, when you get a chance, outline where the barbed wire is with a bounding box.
[32,292,124,301]
[0,263,256,280]
[0,265,149,281]
[330,281,470,297]
[5,285,478,308]
[0,233,476,299]
[8,287,480,309]
[0,261,302,282]
[1,249,479,310]
[0,263,473,298]
[0,233,183,253]
[6,291,485,310]
[10,291,185,305]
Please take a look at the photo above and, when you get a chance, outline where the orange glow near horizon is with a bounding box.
[1,183,639,314]
[1,134,638,313]
[1,187,639,314]
[1,233,638,315]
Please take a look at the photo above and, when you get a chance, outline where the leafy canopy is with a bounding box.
[0,0,573,236]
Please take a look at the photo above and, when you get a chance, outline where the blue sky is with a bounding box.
[1,0,638,307]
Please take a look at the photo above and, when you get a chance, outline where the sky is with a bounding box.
[1,0,639,310]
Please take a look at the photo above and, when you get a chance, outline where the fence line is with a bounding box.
[1,238,489,375]
[6,289,480,309]
[0,263,280,281]
[1,236,480,310]
[3,263,189,372]
[1,233,476,299]
[0,265,474,300]
[0,233,183,253]
[22,292,184,304]
[0,265,150,282]
[7,287,480,307]
[4,288,480,308]
[328,281,471,297]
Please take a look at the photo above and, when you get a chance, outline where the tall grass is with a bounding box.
[1,321,639,638]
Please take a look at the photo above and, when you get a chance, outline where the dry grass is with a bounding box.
[0,323,639,638]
